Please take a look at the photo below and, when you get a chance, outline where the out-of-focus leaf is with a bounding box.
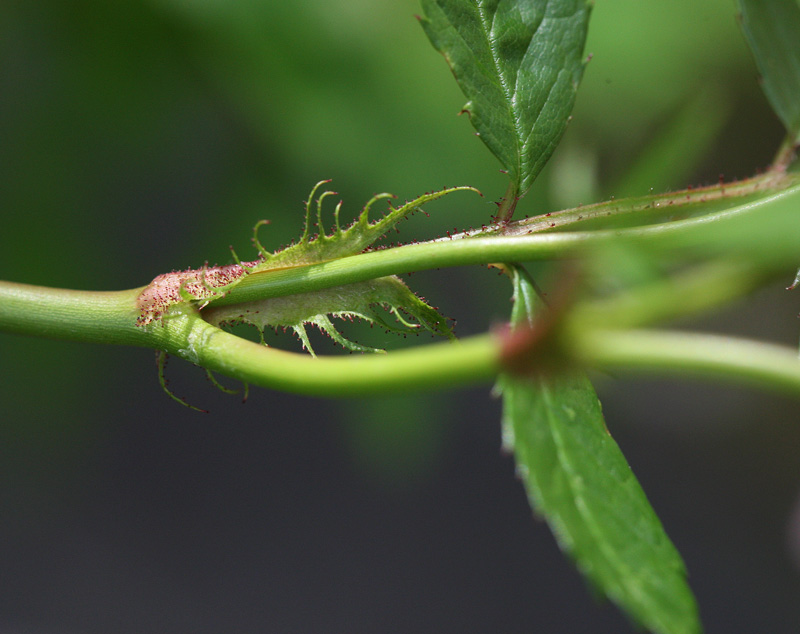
[418,0,590,202]
[739,0,800,141]
[499,266,701,634]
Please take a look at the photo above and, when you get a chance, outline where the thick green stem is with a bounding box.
[157,311,500,396]
[0,282,500,396]
[0,281,147,346]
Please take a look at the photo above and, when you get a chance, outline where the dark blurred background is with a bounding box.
[2,0,799,632]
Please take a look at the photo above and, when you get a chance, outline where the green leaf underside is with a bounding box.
[739,0,800,142]
[419,0,590,198]
[203,276,454,356]
[499,266,700,634]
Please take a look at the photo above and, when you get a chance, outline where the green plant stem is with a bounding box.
[494,181,519,222]
[569,259,767,331]
[156,312,500,396]
[4,180,799,344]
[0,281,146,346]
[483,168,796,235]
[4,282,800,400]
[211,178,800,308]
[576,328,800,396]
[3,176,800,400]
[0,281,500,396]
[771,133,799,172]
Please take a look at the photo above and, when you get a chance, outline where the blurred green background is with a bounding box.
[2,0,800,632]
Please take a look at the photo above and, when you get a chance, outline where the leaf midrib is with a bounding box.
[476,0,540,192]
[540,384,680,630]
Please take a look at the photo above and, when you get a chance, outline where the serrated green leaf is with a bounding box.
[739,0,800,141]
[499,265,701,634]
[419,0,590,201]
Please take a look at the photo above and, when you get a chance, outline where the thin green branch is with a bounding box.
[771,133,799,172]
[210,178,800,308]
[568,259,767,331]
[576,328,800,397]
[469,168,796,236]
